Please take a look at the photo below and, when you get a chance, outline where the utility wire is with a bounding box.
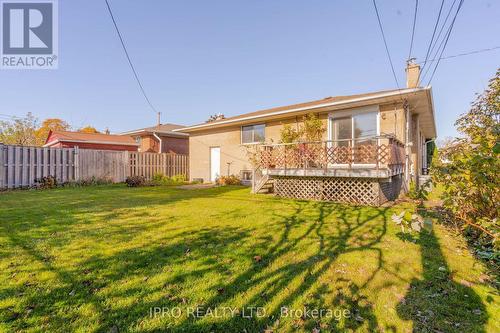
[408,0,419,60]
[0,114,22,120]
[420,0,445,81]
[426,0,465,85]
[104,0,158,115]
[419,46,500,65]
[372,0,400,88]
[420,0,459,81]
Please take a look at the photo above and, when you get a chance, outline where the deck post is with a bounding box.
[348,140,352,169]
[284,146,287,176]
[324,142,328,173]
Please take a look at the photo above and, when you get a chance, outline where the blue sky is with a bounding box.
[1,0,499,139]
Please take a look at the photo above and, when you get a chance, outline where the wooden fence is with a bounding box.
[78,149,129,182]
[129,152,189,179]
[0,144,189,189]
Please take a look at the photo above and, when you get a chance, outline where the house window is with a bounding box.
[241,124,265,144]
[135,136,142,144]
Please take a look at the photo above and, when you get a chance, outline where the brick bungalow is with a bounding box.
[174,60,436,205]
[121,123,189,154]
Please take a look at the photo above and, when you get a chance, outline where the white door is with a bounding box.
[210,147,220,182]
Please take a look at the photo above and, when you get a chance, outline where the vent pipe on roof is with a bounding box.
[157,112,161,127]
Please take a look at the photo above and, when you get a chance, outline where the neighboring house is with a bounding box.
[174,60,436,205]
[44,130,139,151]
[121,123,189,154]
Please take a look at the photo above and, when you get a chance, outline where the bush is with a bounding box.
[151,172,170,185]
[408,180,430,201]
[34,176,57,189]
[150,173,187,186]
[125,175,146,187]
[216,175,241,186]
[171,174,186,184]
[279,113,326,143]
[432,69,499,255]
[64,176,113,187]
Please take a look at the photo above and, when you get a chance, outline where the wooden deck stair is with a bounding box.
[253,174,274,194]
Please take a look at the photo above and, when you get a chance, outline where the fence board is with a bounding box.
[0,145,189,189]
[127,152,188,180]
[0,144,4,188]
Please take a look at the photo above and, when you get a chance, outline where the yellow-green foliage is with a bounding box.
[279,113,326,143]
[432,69,499,252]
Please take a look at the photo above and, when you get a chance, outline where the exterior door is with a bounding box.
[210,147,220,182]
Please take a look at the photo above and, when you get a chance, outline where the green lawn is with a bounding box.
[0,185,498,332]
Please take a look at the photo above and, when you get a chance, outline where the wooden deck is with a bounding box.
[255,135,405,179]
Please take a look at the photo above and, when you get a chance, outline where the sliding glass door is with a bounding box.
[331,111,378,164]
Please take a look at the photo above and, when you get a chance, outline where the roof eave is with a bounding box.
[121,129,188,137]
[426,85,438,138]
[174,87,426,133]
[43,139,139,147]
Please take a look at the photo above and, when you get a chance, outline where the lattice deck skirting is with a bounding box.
[273,175,404,205]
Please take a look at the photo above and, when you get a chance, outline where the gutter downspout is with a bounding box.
[153,132,162,153]
[404,101,411,187]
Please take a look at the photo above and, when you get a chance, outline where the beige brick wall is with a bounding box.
[188,104,415,182]
[379,103,406,142]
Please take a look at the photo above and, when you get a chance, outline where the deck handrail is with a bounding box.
[253,134,405,174]
[257,134,404,148]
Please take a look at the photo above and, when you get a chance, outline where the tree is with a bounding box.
[279,113,326,143]
[35,118,71,145]
[432,69,499,251]
[0,113,39,145]
[78,126,100,134]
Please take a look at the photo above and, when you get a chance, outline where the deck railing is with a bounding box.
[255,135,405,173]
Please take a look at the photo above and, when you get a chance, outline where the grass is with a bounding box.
[0,185,498,332]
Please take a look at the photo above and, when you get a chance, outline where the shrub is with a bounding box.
[216,175,241,186]
[64,176,113,187]
[125,175,146,187]
[151,172,170,185]
[432,69,499,254]
[171,174,187,184]
[34,175,57,189]
[408,180,430,201]
[149,173,187,186]
[279,113,326,143]
[392,211,431,234]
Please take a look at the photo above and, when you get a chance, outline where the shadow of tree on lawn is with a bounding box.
[0,186,490,332]
[396,230,488,332]
[162,200,389,332]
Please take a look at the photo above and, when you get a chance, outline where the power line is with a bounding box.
[420,0,459,82]
[408,0,419,60]
[372,0,400,89]
[426,0,465,85]
[104,0,158,115]
[0,114,22,120]
[420,0,445,80]
[419,46,500,65]
[427,0,459,60]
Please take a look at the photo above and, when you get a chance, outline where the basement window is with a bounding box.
[241,124,265,144]
[241,170,252,181]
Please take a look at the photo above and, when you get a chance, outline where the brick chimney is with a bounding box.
[406,58,420,88]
